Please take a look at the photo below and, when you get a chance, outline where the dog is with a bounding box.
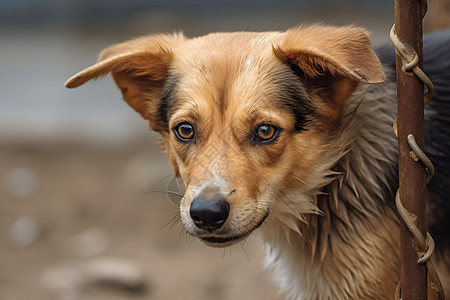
[66,24,450,299]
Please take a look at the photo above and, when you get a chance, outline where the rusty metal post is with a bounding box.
[394,0,428,299]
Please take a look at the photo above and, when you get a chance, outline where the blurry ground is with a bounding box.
[0,138,279,300]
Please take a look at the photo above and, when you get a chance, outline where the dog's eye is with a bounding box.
[255,124,278,142]
[174,122,195,141]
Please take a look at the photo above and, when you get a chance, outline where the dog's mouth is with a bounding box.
[195,210,270,248]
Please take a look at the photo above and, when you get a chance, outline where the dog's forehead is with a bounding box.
[173,31,281,68]
[168,31,288,107]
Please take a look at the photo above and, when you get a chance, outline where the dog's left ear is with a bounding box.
[274,25,385,113]
[65,33,185,131]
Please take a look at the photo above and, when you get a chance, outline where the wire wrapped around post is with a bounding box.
[391,0,445,299]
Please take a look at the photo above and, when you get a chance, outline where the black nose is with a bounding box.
[190,197,230,231]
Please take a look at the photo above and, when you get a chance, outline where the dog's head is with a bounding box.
[66,25,384,247]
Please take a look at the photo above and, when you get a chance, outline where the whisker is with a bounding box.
[222,248,227,262]
[240,242,251,264]
[160,211,181,232]
[293,175,307,185]
[278,190,304,220]
[178,226,188,244]
[247,91,270,111]
[188,236,195,248]
[140,190,184,199]
[180,89,199,108]
[153,173,176,187]
[170,217,182,230]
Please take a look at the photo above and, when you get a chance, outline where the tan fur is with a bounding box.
[66,25,447,299]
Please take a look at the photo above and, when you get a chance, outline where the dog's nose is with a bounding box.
[190,197,230,231]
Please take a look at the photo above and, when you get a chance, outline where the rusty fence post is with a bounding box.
[394,0,427,299]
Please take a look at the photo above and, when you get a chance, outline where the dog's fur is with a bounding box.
[66,25,450,299]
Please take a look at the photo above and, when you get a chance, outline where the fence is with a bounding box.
[391,0,444,299]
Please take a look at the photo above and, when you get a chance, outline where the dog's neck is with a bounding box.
[260,81,401,299]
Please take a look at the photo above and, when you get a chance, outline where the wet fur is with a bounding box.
[66,25,450,299]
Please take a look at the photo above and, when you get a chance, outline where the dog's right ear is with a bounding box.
[65,33,185,131]
[273,25,385,121]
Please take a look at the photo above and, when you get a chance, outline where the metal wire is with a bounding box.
[390,3,445,298]
[390,26,435,138]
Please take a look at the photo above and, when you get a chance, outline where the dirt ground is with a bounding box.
[0,138,280,300]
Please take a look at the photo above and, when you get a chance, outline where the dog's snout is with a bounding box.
[190,197,230,231]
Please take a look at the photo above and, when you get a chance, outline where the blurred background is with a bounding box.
[1,1,449,299]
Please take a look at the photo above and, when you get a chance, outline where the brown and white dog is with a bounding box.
[66,25,450,299]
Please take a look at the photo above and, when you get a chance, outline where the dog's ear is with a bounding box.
[274,25,385,115]
[65,33,185,131]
